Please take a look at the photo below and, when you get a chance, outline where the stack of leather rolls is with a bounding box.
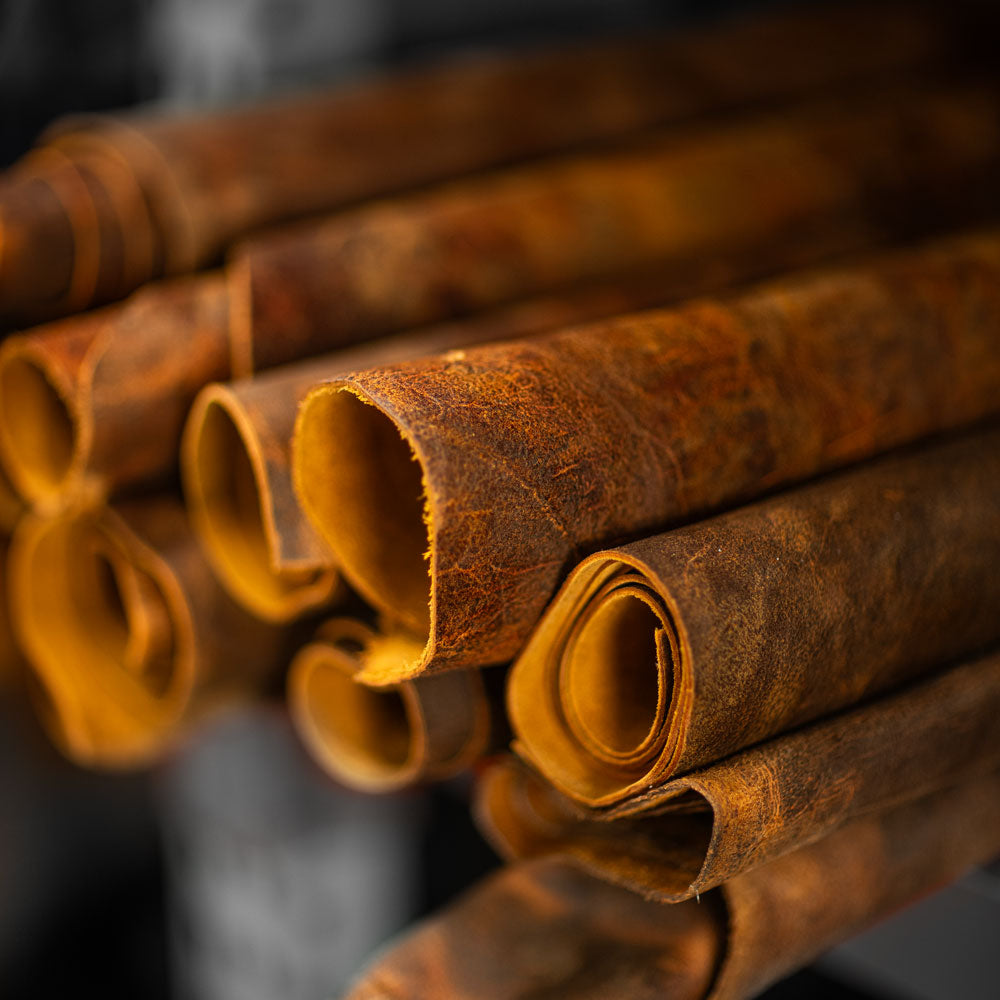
[1,2,999,996]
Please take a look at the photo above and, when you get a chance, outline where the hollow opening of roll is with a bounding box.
[298,651,412,781]
[192,400,320,618]
[297,390,430,634]
[564,594,665,758]
[17,518,178,760]
[0,353,76,500]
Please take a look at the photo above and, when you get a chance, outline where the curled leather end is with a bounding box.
[509,551,691,805]
[294,384,433,680]
[289,618,490,793]
[0,332,90,513]
[8,502,196,768]
[184,382,342,624]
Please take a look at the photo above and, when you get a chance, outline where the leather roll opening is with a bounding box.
[295,388,430,635]
[11,511,187,766]
[562,591,667,761]
[293,642,412,785]
[186,393,327,622]
[0,350,76,504]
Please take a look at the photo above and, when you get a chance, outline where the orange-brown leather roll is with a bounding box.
[8,495,296,768]
[8,0,981,321]
[489,649,1000,898]
[232,78,1000,373]
[0,158,91,323]
[0,273,230,512]
[288,618,491,793]
[345,857,722,1000]
[13,81,1000,515]
[183,274,702,623]
[509,427,1000,804]
[294,230,1000,686]
[349,771,1000,1000]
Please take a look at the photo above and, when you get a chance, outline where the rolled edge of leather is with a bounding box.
[288,618,491,793]
[8,495,294,768]
[0,272,231,513]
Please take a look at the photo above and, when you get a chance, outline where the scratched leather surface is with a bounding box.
[491,649,1000,901]
[509,426,1000,802]
[301,231,1000,683]
[186,269,764,622]
[240,78,1000,370]
[349,771,1000,999]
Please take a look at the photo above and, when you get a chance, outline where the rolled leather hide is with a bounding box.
[293,230,1000,686]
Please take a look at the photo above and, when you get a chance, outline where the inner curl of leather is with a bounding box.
[294,642,412,783]
[14,515,178,763]
[296,388,430,635]
[0,352,76,503]
[188,395,325,621]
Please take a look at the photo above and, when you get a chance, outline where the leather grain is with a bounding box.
[235,79,1000,372]
[509,426,1000,803]
[4,0,980,321]
[348,771,1000,1000]
[294,230,1000,685]
[183,272,746,623]
[488,649,1000,899]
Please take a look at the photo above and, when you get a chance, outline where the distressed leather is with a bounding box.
[295,231,1000,685]
[509,427,1000,803]
[489,649,1000,899]
[4,0,981,322]
[349,772,1000,999]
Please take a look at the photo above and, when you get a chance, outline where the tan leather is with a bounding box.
[0,274,230,513]
[294,230,1000,686]
[182,273,708,623]
[4,1,982,322]
[488,648,1000,899]
[288,618,492,793]
[7,495,299,767]
[509,427,1000,804]
[10,78,1000,511]
[348,771,1000,1000]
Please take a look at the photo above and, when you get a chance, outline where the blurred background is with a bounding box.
[1,1,997,997]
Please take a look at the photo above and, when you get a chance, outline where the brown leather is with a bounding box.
[288,618,492,793]
[5,0,983,321]
[508,427,1000,803]
[348,771,1000,1000]
[0,273,231,512]
[7,494,298,767]
[182,274,724,623]
[234,78,1000,373]
[488,648,1000,899]
[344,857,722,1000]
[294,230,1000,686]
[10,77,1000,513]
[709,772,1000,1000]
